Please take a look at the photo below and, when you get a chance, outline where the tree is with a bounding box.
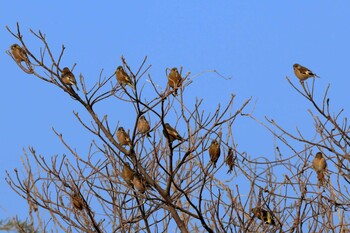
[5,23,350,232]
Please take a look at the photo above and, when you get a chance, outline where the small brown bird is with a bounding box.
[312,152,327,185]
[117,127,132,146]
[133,173,146,194]
[116,66,135,90]
[209,140,221,167]
[293,63,320,81]
[70,192,84,210]
[137,116,151,137]
[167,67,182,96]
[226,147,235,173]
[121,162,134,186]
[163,123,183,142]
[61,67,79,90]
[10,44,29,63]
[251,207,276,226]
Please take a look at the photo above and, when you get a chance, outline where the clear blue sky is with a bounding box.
[1,0,350,227]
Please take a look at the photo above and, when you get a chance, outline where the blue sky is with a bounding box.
[1,0,350,228]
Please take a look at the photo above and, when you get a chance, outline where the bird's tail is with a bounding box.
[317,171,325,186]
[127,82,135,90]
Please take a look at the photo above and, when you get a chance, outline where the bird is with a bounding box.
[226,147,235,173]
[163,123,183,142]
[312,152,327,185]
[137,115,151,137]
[293,63,320,81]
[133,173,146,194]
[209,139,221,167]
[70,192,84,210]
[167,67,182,96]
[121,162,135,187]
[10,44,29,63]
[61,67,79,90]
[251,207,276,226]
[117,127,132,146]
[116,66,135,90]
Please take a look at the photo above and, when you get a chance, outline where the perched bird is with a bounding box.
[70,192,84,210]
[133,173,146,194]
[116,66,135,90]
[137,116,151,137]
[61,67,79,90]
[121,162,134,186]
[163,123,183,142]
[209,140,221,167]
[226,147,235,173]
[167,67,182,96]
[117,127,132,146]
[312,152,327,185]
[251,207,276,226]
[293,63,320,81]
[10,44,29,63]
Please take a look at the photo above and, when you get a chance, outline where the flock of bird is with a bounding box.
[10,43,327,226]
